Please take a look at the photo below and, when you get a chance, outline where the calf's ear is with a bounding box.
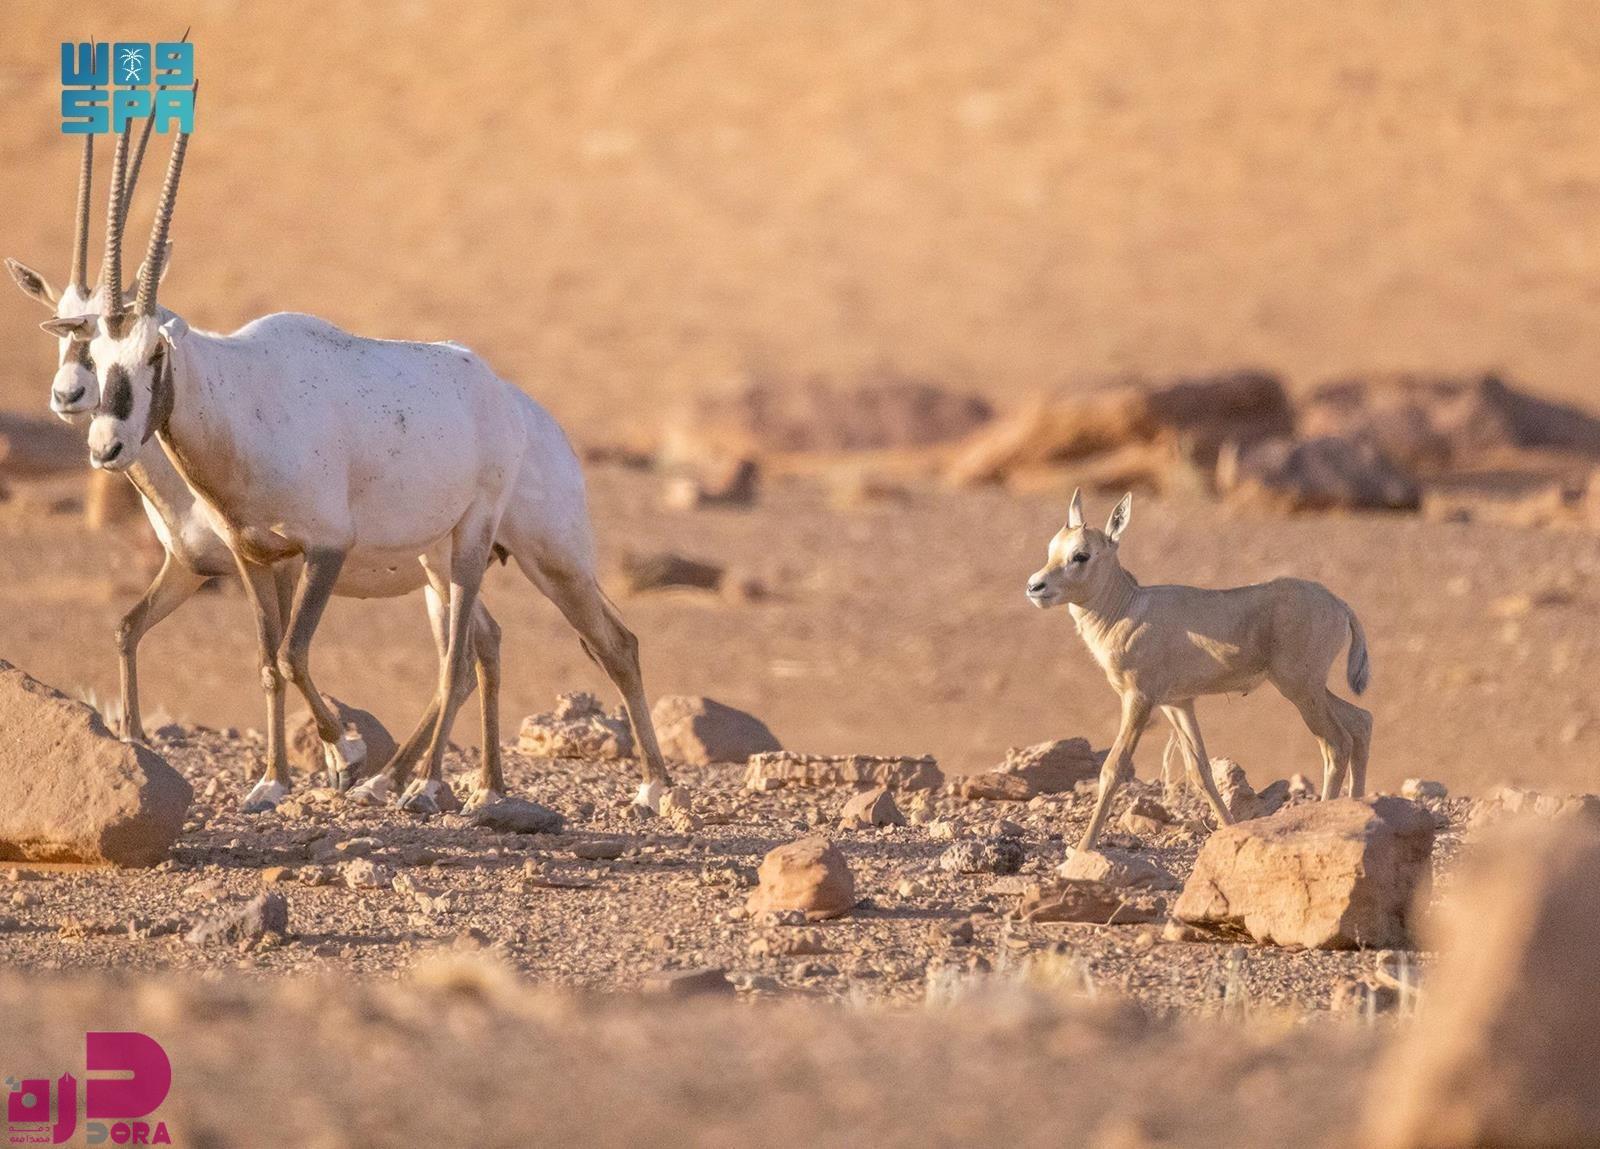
[1106,492,1133,542]
[1066,486,1085,529]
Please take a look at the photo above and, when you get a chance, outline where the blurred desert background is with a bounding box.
[3,0,1600,797]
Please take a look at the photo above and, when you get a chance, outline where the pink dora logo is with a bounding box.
[5,1033,172,1146]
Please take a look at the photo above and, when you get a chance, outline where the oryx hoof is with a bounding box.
[241,779,288,814]
[322,730,368,792]
[634,779,668,814]
[345,774,393,807]
[463,787,504,813]
[398,778,452,815]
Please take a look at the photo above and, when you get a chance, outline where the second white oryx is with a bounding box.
[9,123,508,810]
[63,122,674,814]
[1026,488,1373,850]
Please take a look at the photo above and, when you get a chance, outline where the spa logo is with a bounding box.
[4,1033,172,1145]
[60,39,195,135]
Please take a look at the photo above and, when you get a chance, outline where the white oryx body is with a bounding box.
[7,130,503,791]
[72,121,671,814]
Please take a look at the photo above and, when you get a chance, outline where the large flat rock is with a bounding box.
[1173,796,1434,949]
[0,660,191,866]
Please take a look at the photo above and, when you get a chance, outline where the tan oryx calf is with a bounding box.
[1025,489,1372,850]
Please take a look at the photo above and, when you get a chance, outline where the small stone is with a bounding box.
[641,966,734,998]
[1120,796,1173,837]
[260,866,293,884]
[927,819,958,841]
[746,837,855,921]
[184,892,288,948]
[467,797,565,835]
[570,837,630,861]
[1018,879,1164,925]
[341,858,394,890]
[838,786,906,830]
[938,838,1025,875]
[1401,778,1448,801]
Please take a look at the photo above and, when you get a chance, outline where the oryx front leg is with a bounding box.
[277,547,366,791]
[1078,692,1152,851]
[236,558,290,813]
[1162,700,1234,831]
[114,553,208,742]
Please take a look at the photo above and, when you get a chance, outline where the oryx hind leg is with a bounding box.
[516,551,673,794]
[236,558,290,813]
[399,517,496,815]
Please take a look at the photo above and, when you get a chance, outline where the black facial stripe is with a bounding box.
[103,365,134,420]
[65,339,90,366]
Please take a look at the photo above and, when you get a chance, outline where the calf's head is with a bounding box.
[1025,488,1132,608]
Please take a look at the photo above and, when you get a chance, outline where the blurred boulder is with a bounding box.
[619,551,725,593]
[1366,818,1600,1148]
[0,413,83,479]
[1304,372,1600,474]
[665,374,992,460]
[1217,435,1421,511]
[661,457,759,510]
[946,370,1289,486]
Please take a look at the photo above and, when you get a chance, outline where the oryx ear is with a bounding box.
[6,258,58,309]
[158,314,189,346]
[134,242,174,294]
[40,315,95,340]
[1066,486,1085,529]
[1106,492,1133,542]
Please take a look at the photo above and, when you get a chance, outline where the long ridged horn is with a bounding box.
[135,121,190,317]
[69,133,94,290]
[119,29,188,231]
[119,113,155,232]
[100,124,132,319]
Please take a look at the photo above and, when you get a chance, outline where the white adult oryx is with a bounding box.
[9,122,516,809]
[47,123,673,814]
[1026,489,1372,850]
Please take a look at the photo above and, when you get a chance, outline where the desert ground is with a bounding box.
[4,3,1600,1146]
